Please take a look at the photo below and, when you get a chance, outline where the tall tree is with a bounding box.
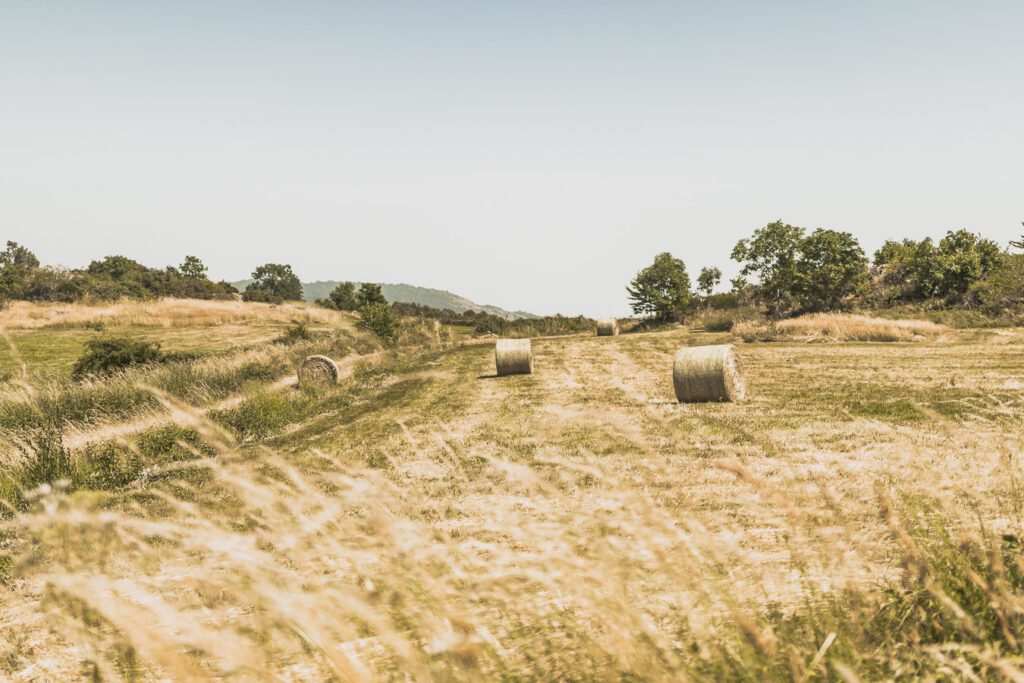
[696,267,722,297]
[242,263,303,303]
[934,229,1003,300]
[356,282,387,307]
[179,255,208,280]
[795,229,868,311]
[327,281,358,310]
[0,241,40,300]
[731,221,804,315]
[627,252,691,322]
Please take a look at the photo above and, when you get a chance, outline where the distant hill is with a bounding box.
[231,280,535,320]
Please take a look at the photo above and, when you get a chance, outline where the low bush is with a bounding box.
[357,303,398,345]
[71,337,165,379]
[274,321,315,344]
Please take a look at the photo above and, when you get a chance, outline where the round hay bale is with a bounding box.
[672,344,745,403]
[596,318,620,336]
[298,354,340,387]
[495,338,533,376]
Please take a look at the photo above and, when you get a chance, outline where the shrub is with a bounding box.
[357,303,397,345]
[71,337,165,379]
[274,321,315,345]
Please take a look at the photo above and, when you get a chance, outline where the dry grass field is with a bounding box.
[0,299,356,377]
[2,302,1024,680]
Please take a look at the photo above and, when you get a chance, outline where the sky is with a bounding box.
[1,1,1022,317]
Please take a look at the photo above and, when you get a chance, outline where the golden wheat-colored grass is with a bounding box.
[733,312,947,342]
[2,326,1024,679]
[0,298,354,330]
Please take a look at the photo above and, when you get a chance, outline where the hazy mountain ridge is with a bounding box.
[231,280,535,320]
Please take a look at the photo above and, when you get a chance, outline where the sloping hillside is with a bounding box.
[232,279,535,319]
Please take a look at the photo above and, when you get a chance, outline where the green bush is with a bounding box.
[357,303,398,345]
[72,337,165,380]
[274,321,315,344]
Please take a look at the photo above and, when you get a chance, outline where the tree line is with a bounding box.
[0,243,240,304]
[628,221,1024,321]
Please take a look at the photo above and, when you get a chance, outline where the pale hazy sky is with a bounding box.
[2,1,1022,316]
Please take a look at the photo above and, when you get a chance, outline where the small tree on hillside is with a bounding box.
[356,282,387,307]
[326,281,358,310]
[795,229,868,311]
[627,252,691,322]
[179,255,208,280]
[242,263,303,304]
[696,267,722,298]
[0,241,41,300]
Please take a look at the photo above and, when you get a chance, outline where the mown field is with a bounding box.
[2,301,1024,680]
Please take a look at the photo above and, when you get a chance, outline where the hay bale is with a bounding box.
[672,344,745,403]
[299,354,340,387]
[596,318,620,336]
[495,339,533,376]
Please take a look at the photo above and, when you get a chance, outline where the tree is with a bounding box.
[872,231,1003,304]
[626,252,691,322]
[794,229,868,311]
[696,267,722,297]
[79,255,155,299]
[731,221,804,314]
[325,281,358,310]
[0,241,39,271]
[934,229,1003,301]
[356,302,397,344]
[356,282,387,307]
[242,263,303,304]
[0,241,40,300]
[971,253,1024,315]
[179,255,208,280]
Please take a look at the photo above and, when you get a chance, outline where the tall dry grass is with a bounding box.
[734,313,948,343]
[4,395,1024,680]
[3,323,1023,679]
[0,298,354,330]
